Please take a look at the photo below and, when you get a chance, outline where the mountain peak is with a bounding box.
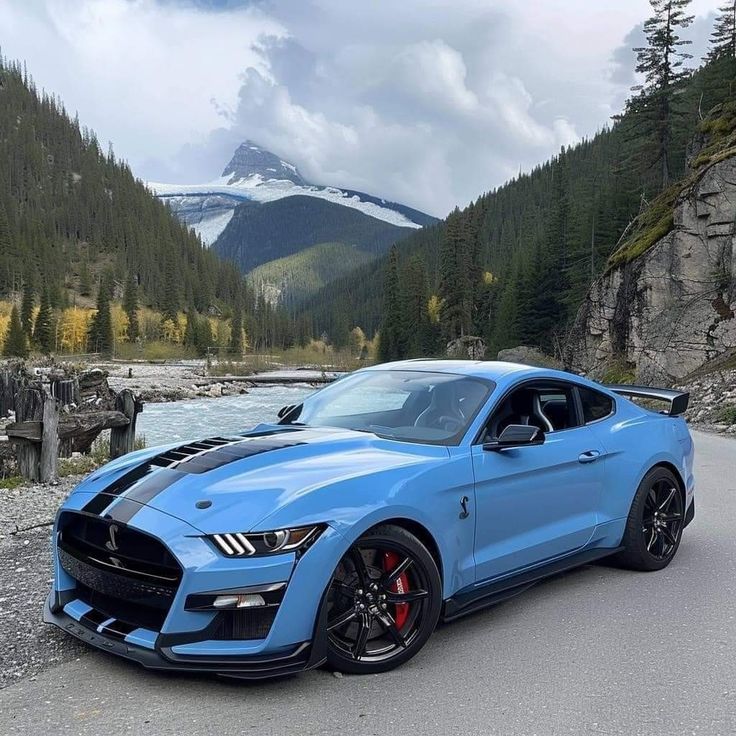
[221,141,307,185]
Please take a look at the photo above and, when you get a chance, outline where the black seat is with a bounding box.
[492,389,553,438]
[414,383,465,433]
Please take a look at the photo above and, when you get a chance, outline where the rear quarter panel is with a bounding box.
[587,396,694,528]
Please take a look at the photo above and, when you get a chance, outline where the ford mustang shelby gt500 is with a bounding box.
[45,360,695,678]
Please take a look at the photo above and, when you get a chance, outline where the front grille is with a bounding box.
[58,512,182,630]
[215,608,278,640]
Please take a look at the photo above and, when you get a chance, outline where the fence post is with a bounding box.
[110,389,142,459]
[40,394,60,483]
[14,385,44,481]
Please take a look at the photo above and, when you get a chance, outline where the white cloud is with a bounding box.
[0,0,724,216]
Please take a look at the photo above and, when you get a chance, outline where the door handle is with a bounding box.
[578,450,601,464]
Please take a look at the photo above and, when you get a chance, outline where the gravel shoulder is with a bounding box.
[0,477,86,689]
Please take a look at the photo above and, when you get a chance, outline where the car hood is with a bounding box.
[71,425,448,534]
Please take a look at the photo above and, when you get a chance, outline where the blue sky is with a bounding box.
[0,0,724,215]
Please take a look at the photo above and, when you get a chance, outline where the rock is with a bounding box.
[568,147,736,383]
[497,346,564,369]
[446,336,486,359]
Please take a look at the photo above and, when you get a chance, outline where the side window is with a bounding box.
[485,383,579,440]
[578,386,614,423]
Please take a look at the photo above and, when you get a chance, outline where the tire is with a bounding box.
[614,467,685,571]
[325,524,442,674]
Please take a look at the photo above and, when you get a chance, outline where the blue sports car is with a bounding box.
[45,360,695,678]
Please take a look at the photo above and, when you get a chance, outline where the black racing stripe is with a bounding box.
[82,463,159,515]
[122,468,185,505]
[104,498,145,524]
[83,435,307,518]
[79,608,108,630]
[101,619,138,640]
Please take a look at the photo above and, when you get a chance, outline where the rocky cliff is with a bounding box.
[569,106,736,383]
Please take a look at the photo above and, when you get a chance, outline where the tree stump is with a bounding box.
[110,389,142,459]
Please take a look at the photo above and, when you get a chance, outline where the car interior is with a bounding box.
[484,384,578,441]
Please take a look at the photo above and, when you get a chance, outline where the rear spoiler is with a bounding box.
[604,384,689,417]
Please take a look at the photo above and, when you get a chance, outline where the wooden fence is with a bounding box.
[3,371,142,483]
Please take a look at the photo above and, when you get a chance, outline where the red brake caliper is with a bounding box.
[382,551,410,628]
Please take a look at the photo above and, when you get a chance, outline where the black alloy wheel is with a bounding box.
[615,466,686,571]
[641,478,684,560]
[325,524,442,674]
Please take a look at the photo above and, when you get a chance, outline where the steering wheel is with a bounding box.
[435,415,463,434]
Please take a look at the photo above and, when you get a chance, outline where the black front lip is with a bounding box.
[43,593,328,680]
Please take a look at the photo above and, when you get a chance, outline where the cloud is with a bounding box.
[0,0,724,216]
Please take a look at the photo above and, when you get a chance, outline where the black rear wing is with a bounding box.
[604,384,689,417]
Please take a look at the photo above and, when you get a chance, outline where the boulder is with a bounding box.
[446,336,486,359]
[496,346,564,369]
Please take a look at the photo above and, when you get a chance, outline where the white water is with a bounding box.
[137,385,315,447]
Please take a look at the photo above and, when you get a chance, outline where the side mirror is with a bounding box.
[277,405,295,419]
[483,424,544,452]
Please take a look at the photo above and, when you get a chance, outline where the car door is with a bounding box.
[471,380,605,583]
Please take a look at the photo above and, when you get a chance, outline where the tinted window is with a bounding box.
[578,387,614,423]
[281,370,494,446]
[485,384,579,440]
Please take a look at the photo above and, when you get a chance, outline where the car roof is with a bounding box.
[366,359,554,381]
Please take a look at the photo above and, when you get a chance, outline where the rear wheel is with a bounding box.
[615,467,685,571]
[325,524,442,674]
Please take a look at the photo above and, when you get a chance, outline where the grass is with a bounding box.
[0,475,25,489]
[59,434,147,477]
[601,361,636,385]
[607,184,680,269]
[209,342,373,376]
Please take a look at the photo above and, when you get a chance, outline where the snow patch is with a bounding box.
[150,175,423,230]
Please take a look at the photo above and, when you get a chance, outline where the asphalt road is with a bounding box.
[1,430,734,736]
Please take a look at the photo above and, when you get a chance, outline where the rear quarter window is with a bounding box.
[578,386,614,423]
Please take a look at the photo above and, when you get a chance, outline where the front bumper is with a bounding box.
[46,496,345,678]
[44,593,327,679]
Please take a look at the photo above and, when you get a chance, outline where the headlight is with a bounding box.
[209,525,324,557]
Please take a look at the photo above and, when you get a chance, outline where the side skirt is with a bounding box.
[442,546,624,622]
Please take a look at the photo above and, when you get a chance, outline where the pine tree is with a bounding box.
[33,287,54,354]
[401,256,431,357]
[78,257,92,297]
[122,272,140,341]
[706,2,736,60]
[377,246,404,362]
[88,278,114,355]
[20,276,34,337]
[630,0,694,187]
[3,304,28,358]
[184,304,198,352]
[229,290,244,356]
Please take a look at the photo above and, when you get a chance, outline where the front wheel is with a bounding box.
[615,467,685,571]
[325,524,442,674]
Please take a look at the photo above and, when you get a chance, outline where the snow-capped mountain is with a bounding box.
[149,142,434,249]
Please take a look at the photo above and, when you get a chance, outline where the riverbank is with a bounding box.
[96,360,340,403]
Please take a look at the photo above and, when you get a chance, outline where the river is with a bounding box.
[136,385,316,446]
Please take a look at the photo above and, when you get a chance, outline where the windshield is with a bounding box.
[280,370,494,445]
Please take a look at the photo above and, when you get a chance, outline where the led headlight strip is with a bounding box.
[210,525,324,557]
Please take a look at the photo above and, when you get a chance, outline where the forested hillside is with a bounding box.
[247,242,374,310]
[0,58,246,314]
[214,195,415,273]
[0,57,308,356]
[304,3,736,361]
